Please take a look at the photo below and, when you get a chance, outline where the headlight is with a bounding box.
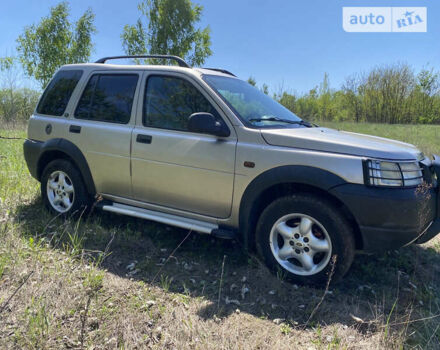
[364,160,423,187]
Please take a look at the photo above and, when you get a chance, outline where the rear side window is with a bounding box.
[75,74,139,124]
[36,70,83,116]
[143,75,219,131]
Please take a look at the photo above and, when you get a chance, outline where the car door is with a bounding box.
[30,69,85,144]
[131,72,237,218]
[66,71,141,197]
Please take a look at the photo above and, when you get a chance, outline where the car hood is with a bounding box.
[261,127,423,160]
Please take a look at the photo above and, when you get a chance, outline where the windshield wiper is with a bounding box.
[248,117,313,127]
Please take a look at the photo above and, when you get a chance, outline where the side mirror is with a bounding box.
[188,112,230,137]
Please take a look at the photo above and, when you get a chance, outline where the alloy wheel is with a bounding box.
[46,170,75,213]
[269,213,332,276]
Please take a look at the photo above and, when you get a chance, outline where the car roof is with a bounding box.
[59,63,237,79]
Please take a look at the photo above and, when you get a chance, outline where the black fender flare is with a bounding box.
[35,138,96,195]
[238,165,348,248]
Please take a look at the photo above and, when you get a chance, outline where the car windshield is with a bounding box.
[203,74,306,128]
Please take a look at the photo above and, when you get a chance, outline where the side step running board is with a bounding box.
[102,202,218,234]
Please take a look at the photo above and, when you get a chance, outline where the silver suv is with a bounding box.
[24,55,440,285]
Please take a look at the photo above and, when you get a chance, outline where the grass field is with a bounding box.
[1,123,440,349]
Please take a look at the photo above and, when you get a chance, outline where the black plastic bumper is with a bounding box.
[23,139,43,180]
[415,218,440,244]
[329,156,440,252]
[23,138,96,195]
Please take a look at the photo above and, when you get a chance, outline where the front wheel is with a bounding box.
[256,194,355,286]
[41,159,90,217]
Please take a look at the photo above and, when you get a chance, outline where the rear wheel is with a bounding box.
[41,159,90,217]
[256,194,355,285]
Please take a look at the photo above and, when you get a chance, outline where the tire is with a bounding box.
[256,194,355,286]
[41,159,91,217]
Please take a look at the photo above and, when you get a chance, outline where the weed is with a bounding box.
[0,253,9,279]
[329,328,342,349]
[65,226,85,257]
[217,254,226,311]
[18,297,51,349]
[83,269,104,294]
[280,323,291,335]
[276,266,288,282]
[312,325,323,348]
[159,275,173,292]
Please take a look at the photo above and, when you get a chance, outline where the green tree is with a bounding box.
[0,56,39,123]
[121,0,212,66]
[247,76,256,86]
[342,74,362,122]
[413,68,440,123]
[16,2,96,88]
[277,91,296,112]
[317,73,334,121]
[0,57,14,72]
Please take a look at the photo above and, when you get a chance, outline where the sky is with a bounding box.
[0,0,439,93]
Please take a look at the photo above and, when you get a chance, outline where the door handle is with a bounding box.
[69,125,81,134]
[136,134,152,144]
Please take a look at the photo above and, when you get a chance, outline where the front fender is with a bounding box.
[238,165,347,248]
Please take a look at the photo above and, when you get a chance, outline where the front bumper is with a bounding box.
[329,156,440,253]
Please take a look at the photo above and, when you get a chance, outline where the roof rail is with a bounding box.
[203,68,236,77]
[95,55,190,68]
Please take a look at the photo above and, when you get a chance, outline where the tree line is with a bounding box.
[272,64,440,124]
[1,0,439,125]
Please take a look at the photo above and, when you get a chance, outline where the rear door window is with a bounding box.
[75,74,139,124]
[36,70,83,116]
